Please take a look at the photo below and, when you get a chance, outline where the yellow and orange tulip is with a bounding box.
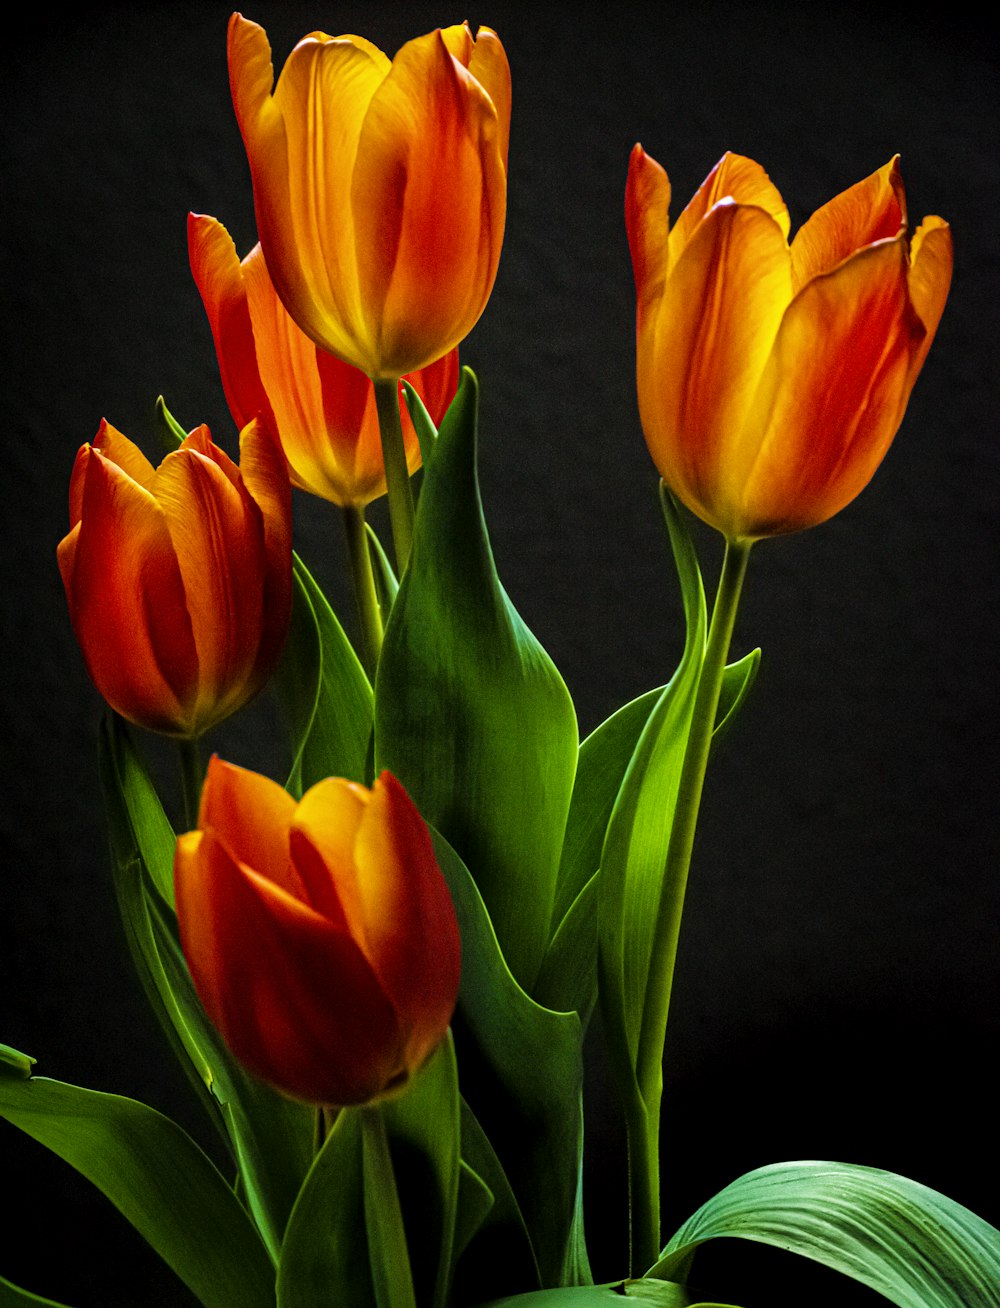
[188,212,458,507]
[227,13,510,381]
[175,760,461,1106]
[626,150,953,540]
[57,419,291,737]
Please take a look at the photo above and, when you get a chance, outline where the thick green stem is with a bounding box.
[374,377,414,575]
[177,736,204,832]
[361,1106,417,1308]
[628,536,753,1273]
[343,503,384,677]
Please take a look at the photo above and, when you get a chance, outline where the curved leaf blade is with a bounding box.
[0,1072,275,1308]
[0,1273,76,1307]
[376,368,578,992]
[650,1160,1000,1308]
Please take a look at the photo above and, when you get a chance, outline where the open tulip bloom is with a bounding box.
[2,12,996,1308]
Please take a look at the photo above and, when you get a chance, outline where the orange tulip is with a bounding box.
[227,13,510,381]
[57,419,291,737]
[626,150,953,541]
[174,760,461,1106]
[188,212,459,507]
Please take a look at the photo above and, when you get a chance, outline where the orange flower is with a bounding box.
[227,13,510,382]
[174,760,461,1106]
[57,419,291,737]
[626,150,953,540]
[188,212,458,507]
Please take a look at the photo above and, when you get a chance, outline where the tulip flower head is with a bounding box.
[188,212,459,507]
[57,419,291,737]
[174,761,461,1106]
[227,13,510,381]
[626,150,953,541]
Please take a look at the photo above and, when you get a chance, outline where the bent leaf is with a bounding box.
[377,368,578,993]
[479,1278,721,1304]
[0,1072,275,1308]
[650,1160,1000,1308]
[0,1273,76,1307]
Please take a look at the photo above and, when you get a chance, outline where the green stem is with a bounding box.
[177,736,204,832]
[629,536,753,1274]
[360,1106,417,1308]
[343,503,384,677]
[374,377,414,575]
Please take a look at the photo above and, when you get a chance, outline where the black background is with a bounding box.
[1,3,997,1305]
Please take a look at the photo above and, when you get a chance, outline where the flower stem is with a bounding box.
[177,736,204,832]
[361,1105,417,1308]
[628,536,752,1274]
[374,377,414,575]
[343,503,384,678]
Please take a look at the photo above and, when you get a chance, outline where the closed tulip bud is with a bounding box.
[227,12,510,381]
[188,212,459,507]
[57,419,291,737]
[626,149,953,541]
[174,760,461,1106]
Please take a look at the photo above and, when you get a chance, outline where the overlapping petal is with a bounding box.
[174,759,460,1106]
[627,148,953,540]
[228,14,509,380]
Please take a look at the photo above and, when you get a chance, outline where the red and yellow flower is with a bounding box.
[175,760,461,1106]
[57,419,291,737]
[188,212,458,507]
[626,150,953,540]
[227,13,510,381]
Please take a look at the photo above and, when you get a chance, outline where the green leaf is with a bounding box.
[361,1110,418,1308]
[277,1110,373,1308]
[479,1277,706,1305]
[598,490,707,1090]
[532,870,598,1016]
[711,649,760,755]
[380,1037,461,1308]
[455,1160,496,1264]
[154,395,187,451]
[0,1044,35,1079]
[366,523,400,625]
[376,368,578,993]
[650,1160,1000,1308]
[401,378,439,469]
[0,1075,275,1308]
[0,1273,76,1307]
[431,828,589,1290]
[100,717,313,1261]
[274,551,373,797]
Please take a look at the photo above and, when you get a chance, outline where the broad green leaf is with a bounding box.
[0,1044,35,1078]
[650,1160,1000,1308]
[380,1037,461,1308]
[100,717,313,1260]
[480,1278,710,1305]
[361,1110,418,1308]
[376,368,578,992]
[431,828,589,1290]
[532,871,598,1016]
[598,490,707,1091]
[277,1109,372,1308]
[273,551,373,797]
[0,1072,275,1308]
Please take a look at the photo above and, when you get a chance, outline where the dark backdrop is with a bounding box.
[2,3,997,1305]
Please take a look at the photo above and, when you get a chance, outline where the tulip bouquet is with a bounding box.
[1,12,997,1308]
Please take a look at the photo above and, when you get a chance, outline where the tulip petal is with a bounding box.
[188,213,275,435]
[906,216,953,383]
[670,152,791,262]
[626,144,672,324]
[176,828,405,1106]
[353,774,461,1066]
[352,28,506,377]
[739,237,920,536]
[639,199,792,530]
[67,447,198,732]
[467,27,511,170]
[153,438,266,723]
[791,156,906,290]
[289,776,369,925]
[196,756,299,895]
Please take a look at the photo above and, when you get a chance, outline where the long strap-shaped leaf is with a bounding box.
[479,1279,735,1304]
[0,1273,75,1307]
[649,1159,1000,1308]
[0,1069,275,1308]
